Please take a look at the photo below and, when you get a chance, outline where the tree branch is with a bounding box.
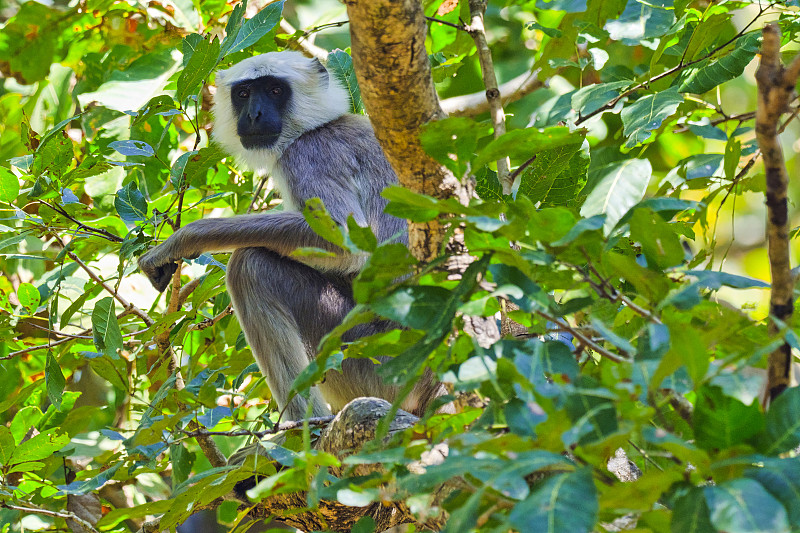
[466,0,511,193]
[755,24,798,404]
[279,19,329,61]
[440,70,544,117]
[1,503,99,533]
[65,248,153,326]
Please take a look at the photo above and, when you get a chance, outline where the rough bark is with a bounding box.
[344,0,464,262]
[755,24,800,404]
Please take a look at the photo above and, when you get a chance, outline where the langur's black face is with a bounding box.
[231,75,292,149]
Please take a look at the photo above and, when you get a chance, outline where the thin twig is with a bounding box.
[507,155,537,187]
[187,304,234,332]
[38,200,123,243]
[425,16,467,31]
[4,307,147,359]
[279,19,329,61]
[248,175,269,213]
[580,257,663,325]
[672,111,757,133]
[0,502,99,533]
[717,149,761,210]
[466,0,510,192]
[183,415,335,438]
[537,311,630,363]
[65,249,153,326]
[177,277,203,307]
[576,6,771,126]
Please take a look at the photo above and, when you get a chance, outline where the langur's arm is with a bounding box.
[139,211,351,292]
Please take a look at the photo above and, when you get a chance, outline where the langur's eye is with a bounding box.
[270,86,283,96]
[237,88,250,98]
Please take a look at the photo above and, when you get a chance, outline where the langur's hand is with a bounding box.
[139,244,180,293]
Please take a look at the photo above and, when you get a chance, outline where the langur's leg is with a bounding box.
[228,247,331,420]
[227,247,390,419]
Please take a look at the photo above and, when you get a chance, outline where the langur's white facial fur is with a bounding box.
[211,51,351,173]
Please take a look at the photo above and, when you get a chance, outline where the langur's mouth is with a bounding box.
[239,133,280,149]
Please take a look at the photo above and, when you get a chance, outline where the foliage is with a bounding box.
[1,0,800,531]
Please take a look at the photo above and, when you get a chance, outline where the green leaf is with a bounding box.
[92,297,123,359]
[170,150,197,189]
[227,1,284,56]
[725,137,742,181]
[571,81,628,116]
[505,398,547,437]
[10,429,70,464]
[115,181,148,222]
[346,216,378,252]
[552,215,604,246]
[97,500,174,528]
[745,458,800,526]
[372,286,452,329]
[131,96,180,128]
[184,145,225,186]
[327,49,363,114]
[621,87,683,147]
[540,144,590,207]
[580,159,651,233]
[764,386,800,455]
[704,478,790,533]
[488,264,551,313]
[108,140,154,157]
[670,485,716,533]
[171,443,193,490]
[352,516,376,533]
[694,386,764,450]
[679,33,760,95]
[0,167,20,202]
[684,270,769,290]
[681,13,733,63]
[629,208,684,269]
[474,126,582,168]
[420,117,493,176]
[383,186,444,222]
[17,282,41,313]
[176,34,221,103]
[76,49,182,112]
[378,256,489,384]
[475,167,504,202]
[10,406,43,444]
[219,0,247,59]
[516,141,584,203]
[0,426,14,465]
[46,352,65,409]
[60,463,121,495]
[563,377,618,446]
[303,198,345,248]
[509,468,598,533]
[32,131,73,178]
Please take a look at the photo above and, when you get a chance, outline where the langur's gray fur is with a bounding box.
[139,51,448,420]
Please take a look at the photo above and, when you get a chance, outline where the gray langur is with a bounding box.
[139,51,448,420]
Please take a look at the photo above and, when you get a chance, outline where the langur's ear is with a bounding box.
[311,58,329,88]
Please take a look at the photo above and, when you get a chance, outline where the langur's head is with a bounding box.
[212,51,351,171]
